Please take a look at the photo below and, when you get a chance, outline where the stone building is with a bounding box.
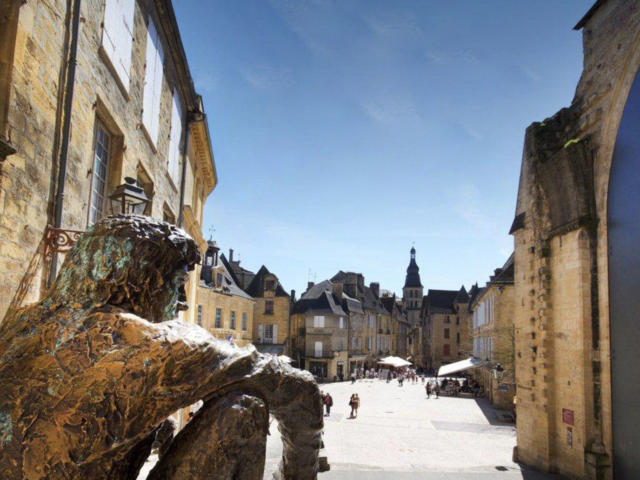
[290,280,349,380]
[422,286,472,371]
[244,265,291,355]
[381,294,411,358]
[199,242,254,347]
[331,271,390,366]
[509,1,640,477]
[471,255,515,409]
[0,0,215,322]
[401,247,425,368]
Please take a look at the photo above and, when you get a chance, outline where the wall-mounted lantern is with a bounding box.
[492,363,505,381]
[109,177,149,215]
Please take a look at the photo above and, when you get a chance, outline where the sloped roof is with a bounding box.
[453,286,470,304]
[244,265,289,298]
[424,289,460,314]
[293,281,346,316]
[203,254,254,301]
[342,292,364,315]
[222,254,255,290]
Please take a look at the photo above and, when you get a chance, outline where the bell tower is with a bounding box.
[402,247,423,325]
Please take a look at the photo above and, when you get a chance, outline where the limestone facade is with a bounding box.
[199,242,254,347]
[422,287,473,371]
[245,266,291,354]
[510,1,640,477]
[471,255,515,410]
[0,0,215,322]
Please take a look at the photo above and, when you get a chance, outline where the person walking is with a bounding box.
[426,382,431,399]
[351,371,356,384]
[350,393,360,418]
[434,381,440,399]
[324,392,333,416]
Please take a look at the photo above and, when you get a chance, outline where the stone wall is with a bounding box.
[512,1,640,477]
[198,286,254,346]
[428,307,472,370]
[0,0,213,321]
[252,295,290,346]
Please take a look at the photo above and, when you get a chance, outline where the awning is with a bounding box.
[438,357,485,377]
[377,356,412,368]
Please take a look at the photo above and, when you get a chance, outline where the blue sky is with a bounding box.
[174,0,592,297]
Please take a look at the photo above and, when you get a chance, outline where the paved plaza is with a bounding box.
[264,379,561,480]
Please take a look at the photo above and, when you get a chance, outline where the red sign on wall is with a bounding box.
[562,408,574,425]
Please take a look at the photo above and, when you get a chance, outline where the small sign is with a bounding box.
[562,408,574,425]
[497,385,508,391]
[567,426,573,447]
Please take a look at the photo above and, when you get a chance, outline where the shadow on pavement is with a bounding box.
[474,397,515,426]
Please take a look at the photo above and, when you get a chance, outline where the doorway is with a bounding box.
[608,66,640,479]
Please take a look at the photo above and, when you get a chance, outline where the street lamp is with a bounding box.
[492,363,504,381]
[109,177,150,215]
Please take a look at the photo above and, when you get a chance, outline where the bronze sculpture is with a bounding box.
[0,215,323,479]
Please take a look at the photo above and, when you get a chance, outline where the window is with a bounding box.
[456,316,460,325]
[216,273,223,286]
[443,344,451,356]
[264,324,274,343]
[367,336,372,350]
[456,332,460,344]
[337,340,344,351]
[445,316,450,323]
[339,317,344,329]
[314,341,323,357]
[265,300,274,315]
[313,316,325,328]
[142,17,164,144]
[101,0,135,90]
[89,121,111,225]
[242,313,247,331]
[368,315,375,328]
[230,311,236,330]
[444,328,450,339]
[215,308,222,328]
[197,305,202,326]
[265,279,275,291]
[167,90,182,184]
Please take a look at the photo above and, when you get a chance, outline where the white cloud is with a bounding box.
[361,96,421,124]
[242,64,293,90]
[363,12,422,39]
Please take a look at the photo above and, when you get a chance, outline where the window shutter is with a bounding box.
[168,90,182,184]
[258,324,263,343]
[102,0,135,90]
[272,324,278,344]
[142,17,164,143]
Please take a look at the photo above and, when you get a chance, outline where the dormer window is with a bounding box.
[216,272,223,287]
[265,279,275,291]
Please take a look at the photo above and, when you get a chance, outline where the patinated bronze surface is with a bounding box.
[0,215,323,479]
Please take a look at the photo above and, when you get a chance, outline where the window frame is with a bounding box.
[87,119,113,226]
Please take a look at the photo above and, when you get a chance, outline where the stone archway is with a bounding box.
[607,64,640,479]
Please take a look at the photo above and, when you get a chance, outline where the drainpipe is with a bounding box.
[48,0,82,286]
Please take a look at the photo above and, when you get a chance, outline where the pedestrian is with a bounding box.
[350,393,360,418]
[324,392,333,416]
[426,382,431,399]
[351,371,356,384]
[434,381,440,399]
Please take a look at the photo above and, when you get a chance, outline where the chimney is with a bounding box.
[332,282,343,299]
[229,248,234,263]
[307,281,314,290]
[290,289,296,302]
[370,282,380,298]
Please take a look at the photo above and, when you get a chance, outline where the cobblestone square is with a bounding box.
[264,379,559,479]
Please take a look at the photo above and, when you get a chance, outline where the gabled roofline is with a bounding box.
[574,0,606,30]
